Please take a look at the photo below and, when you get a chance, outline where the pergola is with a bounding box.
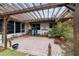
[0,3,79,55]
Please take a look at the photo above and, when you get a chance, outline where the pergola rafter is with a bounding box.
[51,8,55,19]
[40,3,45,19]
[57,8,67,18]
[24,3,39,21]
[48,8,49,19]
[10,4,32,21]
[15,3,34,21]
[60,9,69,18]
[0,3,68,16]
[26,3,40,21]
[58,9,68,19]
[32,3,42,18]
[54,7,62,18]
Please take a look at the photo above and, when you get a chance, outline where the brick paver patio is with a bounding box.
[12,36,63,56]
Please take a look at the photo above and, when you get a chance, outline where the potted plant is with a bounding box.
[49,27,65,44]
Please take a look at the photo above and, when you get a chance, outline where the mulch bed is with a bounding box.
[0,46,5,52]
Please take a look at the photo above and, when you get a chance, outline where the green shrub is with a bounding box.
[61,22,73,41]
[49,27,63,38]
[49,21,73,41]
[0,32,2,34]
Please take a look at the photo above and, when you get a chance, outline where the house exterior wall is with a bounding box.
[0,20,53,40]
[40,23,49,30]
[25,23,31,33]
[25,22,51,36]
[38,23,50,35]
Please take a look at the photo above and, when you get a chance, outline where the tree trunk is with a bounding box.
[73,4,79,56]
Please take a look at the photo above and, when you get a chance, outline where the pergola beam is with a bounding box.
[65,4,75,11]
[58,16,73,22]
[0,3,68,16]
[65,5,75,11]
[28,16,73,22]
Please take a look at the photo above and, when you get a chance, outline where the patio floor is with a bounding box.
[12,36,63,56]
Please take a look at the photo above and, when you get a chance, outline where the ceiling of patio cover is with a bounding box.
[0,3,73,23]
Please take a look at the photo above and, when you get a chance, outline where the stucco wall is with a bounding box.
[40,23,49,30]
[25,23,31,33]
[25,22,51,35]
[38,23,50,35]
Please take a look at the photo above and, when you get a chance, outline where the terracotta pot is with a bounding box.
[59,36,65,43]
[54,36,65,45]
[0,47,5,52]
[54,39,61,44]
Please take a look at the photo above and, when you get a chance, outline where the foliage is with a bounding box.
[0,32,2,34]
[61,22,73,41]
[49,20,73,55]
[49,27,63,38]
[49,20,73,41]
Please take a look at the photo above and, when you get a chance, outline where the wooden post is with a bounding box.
[2,15,9,49]
[73,4,79,56]
[48,43,51,56]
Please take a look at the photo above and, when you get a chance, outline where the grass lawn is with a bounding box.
[0,49,29,56]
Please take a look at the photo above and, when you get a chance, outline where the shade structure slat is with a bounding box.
[0,3,72,23]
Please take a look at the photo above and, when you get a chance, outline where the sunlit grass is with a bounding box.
[0,49,29,56]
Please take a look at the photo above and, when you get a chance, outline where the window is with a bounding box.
[36,24,40,30]
[22,23,25,32]
[49,23,52,28]
[7,21,14,34]
[0,20,2,32]
[16,22,20,33]
[31,24,40,30]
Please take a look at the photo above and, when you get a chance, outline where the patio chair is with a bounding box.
[12,43,19,50]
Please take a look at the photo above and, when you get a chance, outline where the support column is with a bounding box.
[73,4,79,56]
[2,15,9,49]
[14,21,16,34]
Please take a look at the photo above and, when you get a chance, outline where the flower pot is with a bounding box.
[54,39,61,44]
[0,47,5,51]
[54,36,65,45]
[59,36,65,43]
